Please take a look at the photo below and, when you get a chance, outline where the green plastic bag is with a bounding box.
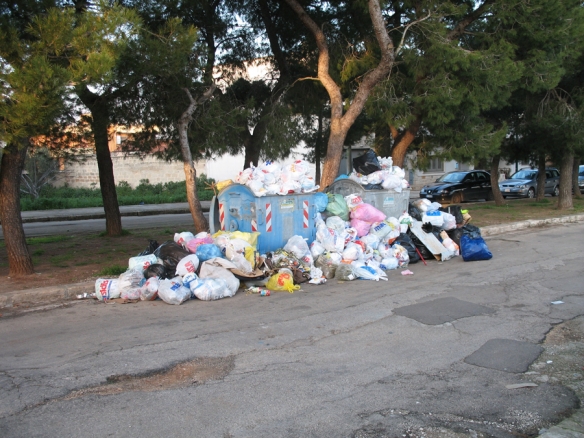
[325,193,350,221]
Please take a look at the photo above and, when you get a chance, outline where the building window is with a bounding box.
[426,157,444,172]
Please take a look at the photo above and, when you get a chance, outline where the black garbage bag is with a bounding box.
[144,263,171,279]
[408,203,423,221]
[407,229,433,260]
[447,228,464,247]
[362,183,383,190]
[153,241,190,275]
[421,222,442,240]
[447,224,482,246]
[461,223,482,239]
[352,149,381,175]
[439,205,464,224]
[394,233,420,264]
[137,239,160,257]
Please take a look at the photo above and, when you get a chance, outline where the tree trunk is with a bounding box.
[320,122,349,188]
[391,117,422,169]
[177,86,216,232]
[0,142,35,276]
[315,111,323,185]
[490,155,505,206]
[557,150,574,210]
[536,154,546,201]
[572,156,582,199]
[78,87,123,236]
[284,0,395,189]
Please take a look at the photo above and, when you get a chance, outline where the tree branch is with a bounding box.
[446,0,495,41]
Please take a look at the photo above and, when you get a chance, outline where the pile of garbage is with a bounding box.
[93,191,492,306]
[230,152,410,197]
[233,159,320,196]
[346,149,409,192]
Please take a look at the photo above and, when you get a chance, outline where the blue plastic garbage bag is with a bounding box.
[313,192,329,212]
[460,234,492,262]
[196,244,224,262]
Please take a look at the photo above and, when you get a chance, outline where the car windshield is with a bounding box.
[437,172,466,183]
[511,169,537,180]
[579,166,584,176]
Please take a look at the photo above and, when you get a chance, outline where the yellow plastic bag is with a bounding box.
[266,272,300,293]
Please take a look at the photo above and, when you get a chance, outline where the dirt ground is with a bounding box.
[0,228,175,294]
[0,196,583,293]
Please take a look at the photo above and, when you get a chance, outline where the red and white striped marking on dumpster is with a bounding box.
[219,203,225,231]
[303,200,309,228]
[251,218,257,232]
[266,203,272,232]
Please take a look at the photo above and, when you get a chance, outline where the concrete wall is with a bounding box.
[55,152,206,188]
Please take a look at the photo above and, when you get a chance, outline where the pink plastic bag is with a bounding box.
[350,203,386,223]
[186,236,214,254]
[350,218,372,237]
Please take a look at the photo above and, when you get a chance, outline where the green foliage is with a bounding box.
[20,176,216,210]
[98,265,127,276]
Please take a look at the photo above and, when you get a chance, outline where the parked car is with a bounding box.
[579,165,584,194]
[419,170,493,204]
[498,167,560,198]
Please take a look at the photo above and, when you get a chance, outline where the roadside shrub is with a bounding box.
[20,175,216,210]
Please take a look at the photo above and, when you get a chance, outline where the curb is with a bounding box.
[0,281,94,310]
[20,206,200,223]
[2,214,584,311]
[481,214,584,236]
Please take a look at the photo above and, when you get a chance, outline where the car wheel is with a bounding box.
[451,192,463,204]
[503,195,507,199]
[527,187,535,198]
[486,190,494,201]
[552,186,559,197]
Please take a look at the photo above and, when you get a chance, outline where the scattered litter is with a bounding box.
[89,153,491,307]
[506,383,538,389]
[547,360,553,364]
[551,301,564,305]
[76,293,95,300]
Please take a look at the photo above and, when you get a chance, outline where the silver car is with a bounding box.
[499,168,560,198]
[578,165,584,194]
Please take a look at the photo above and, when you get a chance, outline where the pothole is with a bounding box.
[61,356,235,401]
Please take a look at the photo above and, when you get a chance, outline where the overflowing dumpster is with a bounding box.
[325,178,410,219]
[209,183,317,254]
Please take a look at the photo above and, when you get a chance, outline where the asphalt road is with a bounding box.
[0,223,583,437]
[0,213,206,238]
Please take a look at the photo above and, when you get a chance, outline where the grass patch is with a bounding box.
[98,265,127,276]
[98,229,132,237]
[32,249,45,257]
[50,253,74,267]
[26,235,72,245]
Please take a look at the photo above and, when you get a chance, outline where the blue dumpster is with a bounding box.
[209,184,317,254]
[325,179,410,219]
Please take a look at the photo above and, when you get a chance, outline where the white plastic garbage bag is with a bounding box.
[174,231,195,247]
[128,254,157,272]
[175,254,200,277]
[139,276,160,301]
[324,216,345,234]
[191,278,232,301]
[158,277,191,305]
[95,278,119,301]
[198,258,240,297]
[118,268,145,297]
[284,235,310,259]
